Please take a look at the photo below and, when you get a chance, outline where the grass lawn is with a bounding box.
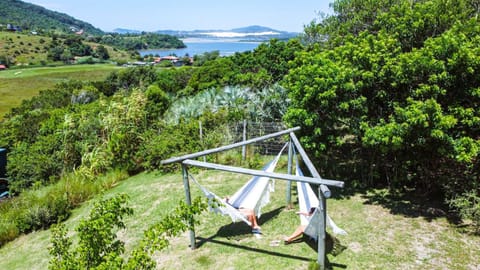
[0,159,479,269]
[0,64,121,119]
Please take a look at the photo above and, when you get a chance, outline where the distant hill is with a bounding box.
[114,25,298,41]
[0,0,104,35]
[158,25,298,41]
[112,28,142,35]
[230,25,279,33]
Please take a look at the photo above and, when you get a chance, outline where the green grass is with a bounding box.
[0,64,121,119]
[0,163,479,269]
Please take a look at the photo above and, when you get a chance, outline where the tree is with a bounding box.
[186,57,236,95]
[229,39,303,90]
[48,45,65,61]
[0,54,14,67]
[60,49,73,64]
[284,0,480,196]
[94,45,110,60]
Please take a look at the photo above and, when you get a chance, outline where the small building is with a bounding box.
[160,56,179,62]
[6,24,21,32]
[131,61,148,66]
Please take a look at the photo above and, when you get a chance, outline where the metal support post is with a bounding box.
[182,164,196,249]
[317,186,327,269]
[286,139,293,207]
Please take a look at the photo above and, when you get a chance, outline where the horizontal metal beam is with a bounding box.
[161,126,300,165]
[182,159,344,188]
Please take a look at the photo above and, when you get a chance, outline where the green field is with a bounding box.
[0,163,478,269]
[0,64,121,119]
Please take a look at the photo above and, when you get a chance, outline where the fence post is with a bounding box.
[199,121,206,162]
[182,164,196,249]
[242,120,247,161]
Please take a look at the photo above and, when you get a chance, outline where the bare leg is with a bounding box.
[284,225,306,243]
[239,208,260,229]
[250,214,260,229]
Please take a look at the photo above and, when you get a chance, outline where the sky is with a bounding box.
[24,0,332,33]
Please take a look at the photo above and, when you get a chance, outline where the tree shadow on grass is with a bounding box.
[315,177,463,225]
[360,188,462,224]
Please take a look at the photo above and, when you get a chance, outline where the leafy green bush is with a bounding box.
[98,66,158,96]
[0,170,129,247]
[49,194,207,270]
[15,190,70,232]
[49,194,133,269]
[154,66,193,95]
[284,0,480,196]
[157,60,173,67]
[7,135,63,192]
[75,56,101,64]
[140,120,202,171]
[144,84,170,123]
[3,80,154,191]
[0,209,19,246]
[449,189,480,233]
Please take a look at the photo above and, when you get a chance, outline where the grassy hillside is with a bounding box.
[0,32,50,65]
[0,162,478,269]
[0,64,122,119]
[0,0,103,35]
[0,32,132,66]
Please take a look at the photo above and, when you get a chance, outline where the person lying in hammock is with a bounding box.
[225,196,261,232]
[283,207,316,244]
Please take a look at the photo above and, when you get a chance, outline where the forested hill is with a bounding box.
[0,0,104,35]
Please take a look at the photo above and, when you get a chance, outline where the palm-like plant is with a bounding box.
[162,84,289,124]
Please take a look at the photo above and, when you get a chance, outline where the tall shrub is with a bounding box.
[284,0,479,196]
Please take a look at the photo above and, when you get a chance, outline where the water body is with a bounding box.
[139,38,262,57]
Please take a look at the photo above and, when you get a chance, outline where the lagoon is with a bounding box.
[139,38,262,57]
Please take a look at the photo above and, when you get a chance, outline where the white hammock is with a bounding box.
[296,163,347,240]
[191,143,287,227]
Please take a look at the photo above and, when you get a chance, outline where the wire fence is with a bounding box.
[198,120,288,160]
[227,121,288,155]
